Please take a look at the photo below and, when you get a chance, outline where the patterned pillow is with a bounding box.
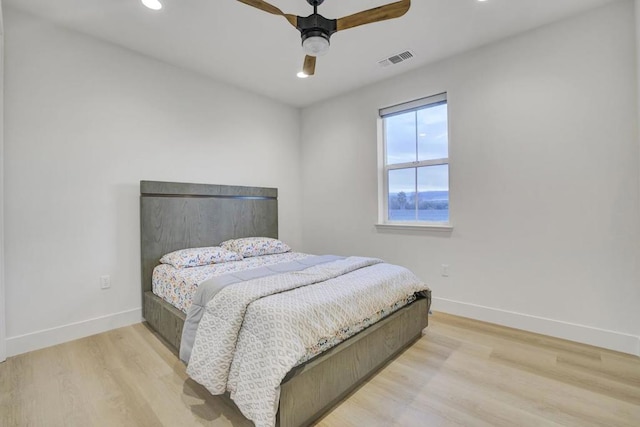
[220,237,291,258]
[159,246,243,268]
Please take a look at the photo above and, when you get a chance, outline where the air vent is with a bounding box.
[378,50,415,68]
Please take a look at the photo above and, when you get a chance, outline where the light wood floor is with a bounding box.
[1,312,638,426]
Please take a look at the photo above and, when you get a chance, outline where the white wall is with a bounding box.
[635,0,640,354]
[3,2,639,358]
[301,1,640,355]
[0,0,5,363]
[3,7,303,356]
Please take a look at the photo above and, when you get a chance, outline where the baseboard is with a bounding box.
[433,297,640,357]
[4,301,638,358]
[6,308,142,357]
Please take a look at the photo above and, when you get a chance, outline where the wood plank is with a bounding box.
[279,298,429,427]
[1,312,639,427]
[143,292,184,352]
[140,180,277,198]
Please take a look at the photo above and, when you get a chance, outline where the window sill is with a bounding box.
[375,223,454,232]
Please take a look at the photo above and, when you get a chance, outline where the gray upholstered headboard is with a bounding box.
[140,180,278,295]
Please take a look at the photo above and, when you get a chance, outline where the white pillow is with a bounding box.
[159,246,243,268]
[220,237,291,258]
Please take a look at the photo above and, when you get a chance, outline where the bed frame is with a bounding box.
[140,180,430,427]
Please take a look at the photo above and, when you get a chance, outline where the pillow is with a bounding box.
[220,237,291,258]
[159,246,243,268]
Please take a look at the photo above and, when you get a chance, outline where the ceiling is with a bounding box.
[4,0,621,107]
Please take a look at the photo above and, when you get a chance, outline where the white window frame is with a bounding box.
[376,93,453,231]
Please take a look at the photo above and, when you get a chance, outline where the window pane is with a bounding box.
[417,165,449,222]
[388,168,416,221]
[385,111,416,165]
[417,103,448,161]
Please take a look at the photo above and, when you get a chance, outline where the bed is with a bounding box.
[140,180,431,427]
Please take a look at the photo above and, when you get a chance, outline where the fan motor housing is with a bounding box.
[297,13,337,38]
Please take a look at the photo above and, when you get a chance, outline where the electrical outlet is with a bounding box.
[441,264,449,277]
[100,275,111,289]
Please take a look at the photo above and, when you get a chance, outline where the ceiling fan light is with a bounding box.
[302,35,330,57]
[141,0,162,10]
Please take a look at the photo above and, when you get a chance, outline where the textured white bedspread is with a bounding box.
[186,256,428,427]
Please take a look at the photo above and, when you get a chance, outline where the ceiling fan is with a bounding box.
[236,0,411,77]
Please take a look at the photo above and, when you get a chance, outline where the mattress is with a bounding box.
[152,252,311,313]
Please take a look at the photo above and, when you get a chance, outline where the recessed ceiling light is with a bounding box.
[142,0,162,11]
[297,72,309,79]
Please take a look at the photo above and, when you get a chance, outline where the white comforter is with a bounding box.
[186,257,427,427]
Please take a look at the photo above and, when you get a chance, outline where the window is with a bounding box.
[379,93,450,226]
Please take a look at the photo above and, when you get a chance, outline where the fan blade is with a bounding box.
[236,0,297,27]
[336,0,410,32]
[303,55,317,76]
